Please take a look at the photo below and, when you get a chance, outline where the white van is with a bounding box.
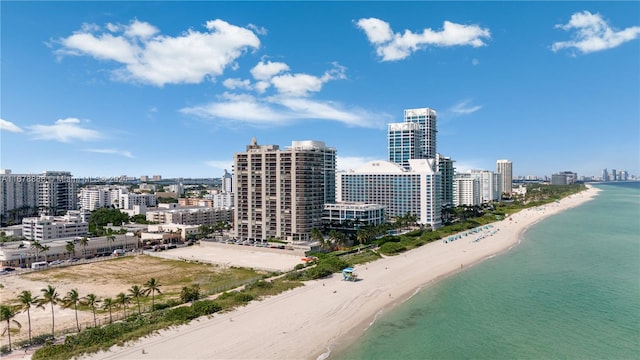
[31,261,48,269]
[113,249,125,256]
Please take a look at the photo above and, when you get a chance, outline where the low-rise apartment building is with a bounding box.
[146,207,233,226]
[22,211,89,241]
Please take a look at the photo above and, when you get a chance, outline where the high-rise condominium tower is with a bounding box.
[496,160,513,195]
[388,122,422,169]
[404,107,437,159]
[234,138,336,243]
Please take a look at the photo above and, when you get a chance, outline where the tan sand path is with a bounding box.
[86,186,599,360]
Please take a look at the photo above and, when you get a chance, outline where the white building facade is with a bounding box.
[453,173,481,206]
[22,212,89,241]
[323,203,386,227]
[337,159,442,229]
[404,107,437,159]
[0,170,78,225]
[146,207,233,226]
[469,170,501,203]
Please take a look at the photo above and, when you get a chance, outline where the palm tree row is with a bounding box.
[1,278,162,353]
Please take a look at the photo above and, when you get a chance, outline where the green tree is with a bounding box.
[63,289,81,332]
[16,290,38,343]
[213,221,231,238]
[116,292,129,319]
[130,214,149,224]
[88,208,130,228]
[310,228,323,243]
[0,305,21,352]
[101,297,115,324]
[79,236,89,257]
[41,245,50,263]
[198,224,212,237]
[143,278,162,310]
[82,293,100,328]
[39,285,60,336]
[180,284,200,303]
[30,240,42,262]
[128,285,145,315]
[107,235,116,252]
[65,241,75,260]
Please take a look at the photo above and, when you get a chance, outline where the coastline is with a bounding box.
[85,186,600,360]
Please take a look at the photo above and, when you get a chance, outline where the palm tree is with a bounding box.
[79,236,89,258]
[102,297,115,324]
[39,285,60,336]
[63,289,81,332]
[143,278,162,310]
[82,293,100,328]
[128,285,145,315]
[0,305,21,352]
[115,292,129,319]
[107,235,116,252]
[30,240,42,262]
[16,290,38,343]
[310,228,323,244]
[41,245,50,263]
[65,241,75,260]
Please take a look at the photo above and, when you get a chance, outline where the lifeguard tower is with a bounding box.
[342,267,358,282]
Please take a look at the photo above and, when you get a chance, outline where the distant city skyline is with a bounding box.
[1,2,638,178]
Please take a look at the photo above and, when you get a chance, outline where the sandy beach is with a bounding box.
[80,186,599,360]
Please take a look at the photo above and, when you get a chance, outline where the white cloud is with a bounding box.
[471,58,479,66]
[223,78,252,90]
[85,148,134,158]
[56,19,261,86]
[356,17,491,61]
[247,24,268,36]
[355,18,393,44]
[337,156,379,171]
[449,99,482,115]
[124,19,159,39]
[0,119,23,133]
[28,118,102,142]
[250,60,290,81]
[270,73,325,96]
[552,11,640,54]
[181,61,388,129]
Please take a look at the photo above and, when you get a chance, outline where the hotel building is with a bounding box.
[337,159,442,229]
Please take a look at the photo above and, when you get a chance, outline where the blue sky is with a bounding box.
[1,1,639,179]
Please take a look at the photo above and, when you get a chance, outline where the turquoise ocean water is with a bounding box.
[334,182,640,360]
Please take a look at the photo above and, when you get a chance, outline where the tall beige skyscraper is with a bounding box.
[496,159,513,195]
[233,138,336,243]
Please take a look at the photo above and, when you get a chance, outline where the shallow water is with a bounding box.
[334,182,640,360]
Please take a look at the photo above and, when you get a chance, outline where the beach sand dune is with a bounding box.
[81,186,598,360]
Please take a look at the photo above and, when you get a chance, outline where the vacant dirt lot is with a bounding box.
[0,254,264,343]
